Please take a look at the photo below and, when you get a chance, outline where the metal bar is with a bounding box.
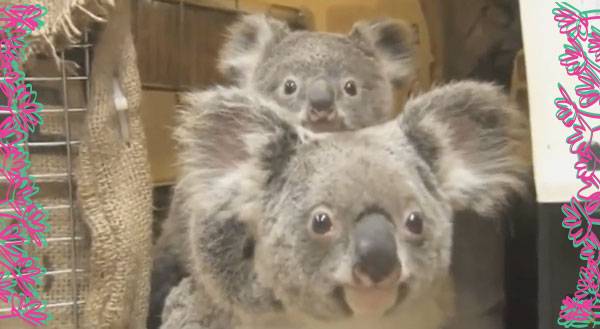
[0,300,86,313]
[27,141,80,147]
[0,76,88,82]
[31,173,71,179]
[178,0,184,90]
[0,108,86,114]
[0,173,72,182]
[1,237,84,245]
[46,236,84,243]
[154,0,238,12]
[5,269,85,280]
[85,30,91,104]
[0,205,70,212]
[61,46,80,327]
[45,269,85,276]
[67,44,93,49]
[141,83,184,92]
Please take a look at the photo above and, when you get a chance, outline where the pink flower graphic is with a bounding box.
[589,26,600,63]
[0,5,45,32]
[0,272,15,303]
[0,116,26,145]
[556,85,579,127]
[554,2,589,40]
[563,198,594,248]
[0,143,28,176]
[6,294,48,326]
[12,257,42,298]
[0,4,49,327]
[576,71,600,108]
[559,295,596,327]
[14,204,48,247]
[0,28,25,66]
[560,37,588,76]
[0,223,24,245]
[10,84,42,133]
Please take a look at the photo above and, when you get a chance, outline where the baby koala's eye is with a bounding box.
[311,212,333,235]
[343,80,357,96]
[405,212,423,235]
[283,79,298,95]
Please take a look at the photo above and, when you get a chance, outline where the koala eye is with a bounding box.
[405,212,423,235]
[283,79,298,95]
[343,80,358,96]
[311,212,333,235]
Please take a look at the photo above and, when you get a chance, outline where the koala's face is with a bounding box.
[179,82,529,323]
[218,15,415,133]
[253,33,393,132]
[254,133,452,320]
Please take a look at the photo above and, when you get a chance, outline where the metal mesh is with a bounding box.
[0,32,92,329]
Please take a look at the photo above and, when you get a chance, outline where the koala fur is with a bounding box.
[218,14,415,132]
[149,14,417,328]
[158,80,529,329]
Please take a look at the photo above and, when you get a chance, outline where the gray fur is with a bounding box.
[149,15,417,328]
[159,81,529,329]
[219,14,415,132]
[399,81,530,217]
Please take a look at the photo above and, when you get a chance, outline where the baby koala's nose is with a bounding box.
[353,213,400,286]
[307,79,335,119]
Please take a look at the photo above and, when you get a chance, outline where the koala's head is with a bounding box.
[177,82,530,322]
[218,14,415,132]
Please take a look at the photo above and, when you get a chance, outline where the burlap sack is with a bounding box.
[75,0,153,328]
[10,0,114,64]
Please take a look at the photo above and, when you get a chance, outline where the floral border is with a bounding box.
[553,2,600,328]
[0,4,50,327]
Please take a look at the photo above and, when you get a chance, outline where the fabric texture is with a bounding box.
[10,0,114,64]
[75,0,153,328]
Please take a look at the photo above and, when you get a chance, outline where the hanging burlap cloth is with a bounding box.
[10,0,114,63]
[75,0,153,328]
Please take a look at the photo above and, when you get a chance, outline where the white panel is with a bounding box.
[519,1,600,202]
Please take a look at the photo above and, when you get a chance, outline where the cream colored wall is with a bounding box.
[140,90,179,186]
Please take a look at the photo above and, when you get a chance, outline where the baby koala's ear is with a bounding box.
[398,81,531,217]
[175,87,305,180]
[218,14,290,86]
[349,18,416,87]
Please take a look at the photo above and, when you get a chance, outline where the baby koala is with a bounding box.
[149,14,416,328]
[218,14,415,132]
[159,80,530,329]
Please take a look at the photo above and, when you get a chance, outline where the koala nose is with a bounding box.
[353,213,400,285]
[307,79,335,117]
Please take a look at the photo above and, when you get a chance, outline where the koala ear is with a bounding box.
[174,87,304,180]
[398,81,531,217]
[218,14,291,86]
[349,18,416,87]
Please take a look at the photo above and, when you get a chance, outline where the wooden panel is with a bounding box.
[134,0,238,90]
[135,0,181,88]
[139,90,178,185]
[181,5,238,88]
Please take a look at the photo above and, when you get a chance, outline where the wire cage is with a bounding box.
[0,30,94,329]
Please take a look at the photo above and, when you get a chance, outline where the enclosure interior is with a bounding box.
[0,0,536,328]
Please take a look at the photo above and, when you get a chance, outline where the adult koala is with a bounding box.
[158,81,530,329]
[148,14,416,328]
